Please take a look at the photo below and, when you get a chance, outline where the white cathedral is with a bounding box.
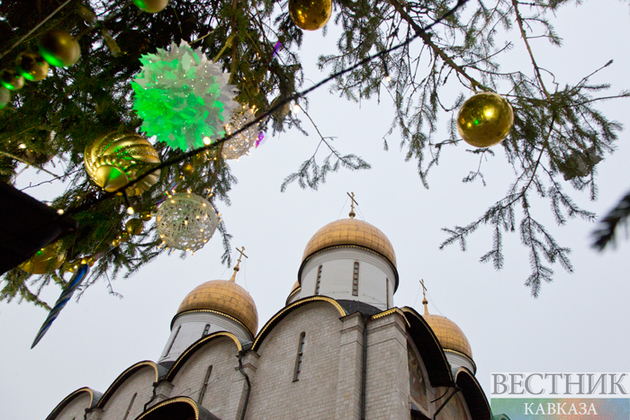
[46,210,492,420]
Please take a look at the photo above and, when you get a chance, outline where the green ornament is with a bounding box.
[132,41,238,151]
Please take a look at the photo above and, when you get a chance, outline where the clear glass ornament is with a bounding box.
[222,106,259,160]
[156,193,219,252]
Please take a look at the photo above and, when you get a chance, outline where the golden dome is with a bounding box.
[302,218,397,268]
[423,313,473,360]
[177,280,258,336]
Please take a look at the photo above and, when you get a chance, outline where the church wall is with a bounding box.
[50,392,92,420]
[246,302,343,420]
[159,312,250,363]
[434,388,472,420]
[301,249,395,309]
[100,366,155,420]
[169,336,244,420]
[365,311,411,420]
[333,312,364,420]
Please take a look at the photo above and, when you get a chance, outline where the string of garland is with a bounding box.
[60,0,469,219]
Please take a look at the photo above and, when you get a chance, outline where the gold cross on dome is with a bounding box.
[420,279,427,300]
[229,246,249,282]
[347,192,359,218]
[420,279,429,315]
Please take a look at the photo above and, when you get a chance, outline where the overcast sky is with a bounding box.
[2,1,630,418]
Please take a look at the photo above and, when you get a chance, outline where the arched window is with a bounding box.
[315,265,323,295]
[122,393,137,420]
[202,323,211,337]
[352,262,360,296]
[293,332,306,381]
[198,365,213,404]
[166,326,181,356]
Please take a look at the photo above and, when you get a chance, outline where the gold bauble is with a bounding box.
[289,0,332,30]
[125,218,144,235]
[16,52,49,81]
[133,0,169,13]
[0,69,24,90]
[139,211,153,221]
[84,132,161,195]
[19,241,66,274]
[111,237,121,247]
[457,92,514,148]
[39,30,81,67]
[181,162,195,176]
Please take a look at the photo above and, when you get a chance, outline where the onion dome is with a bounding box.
[302,218,397,268]
[422,299,472,360]
[176,251,258,336]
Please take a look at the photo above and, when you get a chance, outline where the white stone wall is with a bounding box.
[100,366,156,420]
[159,312,251,363]
[169,336,245,420]
[245,302,343,420]
[50,392,92,420]
[333,312,365,420]
[300,248,396,310]
[365,312,411,420]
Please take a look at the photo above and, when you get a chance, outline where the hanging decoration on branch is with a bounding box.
[289,0,332,30]
[132,41,239,152]
[125,218,144,235]
[133,0,169,13]
[222,105,260,160]
[38,30,81,67]
[16,52,49,81]
[0,69,24,91]
[84,132,161,195]
[156,193,219,252]
[19,240,66,275]
[457,92,514,148]
[0,87,10,108]
[31,264,89,348]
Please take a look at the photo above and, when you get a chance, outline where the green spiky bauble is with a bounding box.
[132,41,239,152]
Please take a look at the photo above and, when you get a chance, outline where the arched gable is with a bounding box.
[135,396,220,420]
[252,296,345,352]
[166,333,244,418]
[246,299,346,419]
[456,368,492,420]
[165,331,242,382]
[96,361,159,409]
[46,387,101,420]
[401,307,454,387]
[96,361,160,420]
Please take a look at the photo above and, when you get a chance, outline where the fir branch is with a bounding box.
[592,191,630,251]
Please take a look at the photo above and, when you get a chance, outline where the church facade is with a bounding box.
[46,213,492,420]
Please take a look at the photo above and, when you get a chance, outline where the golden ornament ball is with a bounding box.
[19,241,66,274]
[84,132,161,195]
[289,0,332,30]
[457,92,514,148]
[125,218,144,235]
[39,30,81,67]
[139,211,153,221]
[16,52,49,81]
[0,69,25,90]
[181,162,195,176]
[133,0,169,13]
[120,231,130,242]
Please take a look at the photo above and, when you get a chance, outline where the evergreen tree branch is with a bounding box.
[592,191,630,251]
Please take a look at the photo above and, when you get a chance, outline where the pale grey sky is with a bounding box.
[2,2,630,418]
